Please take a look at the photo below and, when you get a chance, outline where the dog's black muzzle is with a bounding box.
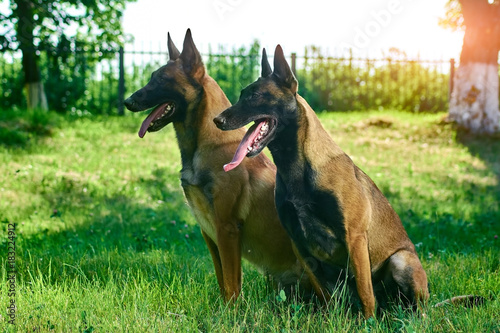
[124,97,143,112]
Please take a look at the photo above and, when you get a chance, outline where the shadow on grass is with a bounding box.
[369,123,500,260]
[455,127,500,181]
[0,108,135,149]
[0,108,62,148]
[454,126,500,243]
[7,166,211,287]
[380,177,499,254]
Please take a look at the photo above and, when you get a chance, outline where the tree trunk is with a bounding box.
[15,0,48,111]
[25,81,48,110]
[449,0,500,134]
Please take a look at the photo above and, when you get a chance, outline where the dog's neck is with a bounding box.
[267,112,301,171]
[268,95,343,182]
[172,74,242,167]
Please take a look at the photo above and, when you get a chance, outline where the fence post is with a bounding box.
[449,58,455,101]
[118,46,125,116]
[291,53,297,78]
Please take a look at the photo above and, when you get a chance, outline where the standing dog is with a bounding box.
[214,46,429,317]
[124,31,309,302]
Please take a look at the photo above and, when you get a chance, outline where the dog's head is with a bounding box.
[124,29,204,138]
[213,45,298,171]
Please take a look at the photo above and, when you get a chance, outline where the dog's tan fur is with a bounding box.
[295,95,429,317]
[214,46,429,317]
[177,83,306,300]
[125,31,309,302]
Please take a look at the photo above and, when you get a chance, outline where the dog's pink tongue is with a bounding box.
[138,103,169,138]
[223,147,248,172]
[224,122,264,172]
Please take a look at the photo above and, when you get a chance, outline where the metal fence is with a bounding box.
[0,48,458,114]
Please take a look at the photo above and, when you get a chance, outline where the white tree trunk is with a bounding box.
[449,62,500,134]
[25,81,48,111]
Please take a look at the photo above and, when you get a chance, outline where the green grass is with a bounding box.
[0,109,499,332]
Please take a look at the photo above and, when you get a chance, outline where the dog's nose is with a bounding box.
[124,97,135,110]
[213,115,226,128]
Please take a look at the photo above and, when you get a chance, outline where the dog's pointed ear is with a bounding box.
[273,45,297,94]
[180,28,205,78]
[167,32,180,60]
[261,48,272,77]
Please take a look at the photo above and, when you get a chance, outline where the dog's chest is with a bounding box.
[180,168,217,241]
[275,174,347,265]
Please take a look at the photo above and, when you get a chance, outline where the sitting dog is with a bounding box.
[124,32,311,302]
[214,45,429,317]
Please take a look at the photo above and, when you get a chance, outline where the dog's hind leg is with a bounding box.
[387,250,429,310]
[201,231,225,296]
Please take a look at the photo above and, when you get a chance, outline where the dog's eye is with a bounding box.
[250,92,261,99]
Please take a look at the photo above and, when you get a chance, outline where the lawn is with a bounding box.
[0,108,498,332]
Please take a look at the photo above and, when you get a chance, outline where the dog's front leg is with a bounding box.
[215,221,242,302]
[291,243,331,304]
[213,188,243,302]
[347,231,375,318]
[201,230,225,296]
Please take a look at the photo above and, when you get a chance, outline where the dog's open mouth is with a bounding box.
[138,102,175,138]
[224,118,276,172]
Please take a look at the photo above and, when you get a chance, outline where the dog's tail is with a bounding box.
[434,295,486,308]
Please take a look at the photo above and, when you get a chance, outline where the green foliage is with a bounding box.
[298,47,450,112]
[0,55,24,109]
[205,40,261,104]
[0,49,173,115]
[0,0,136,113]
[0,50,125,115]
[1,41,452,114]
[40,49,99,113]
[0,110,498,331]
[1,0,136,52]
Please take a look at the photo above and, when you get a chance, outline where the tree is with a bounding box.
[0,0,135,111]
[440,0,500,134]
